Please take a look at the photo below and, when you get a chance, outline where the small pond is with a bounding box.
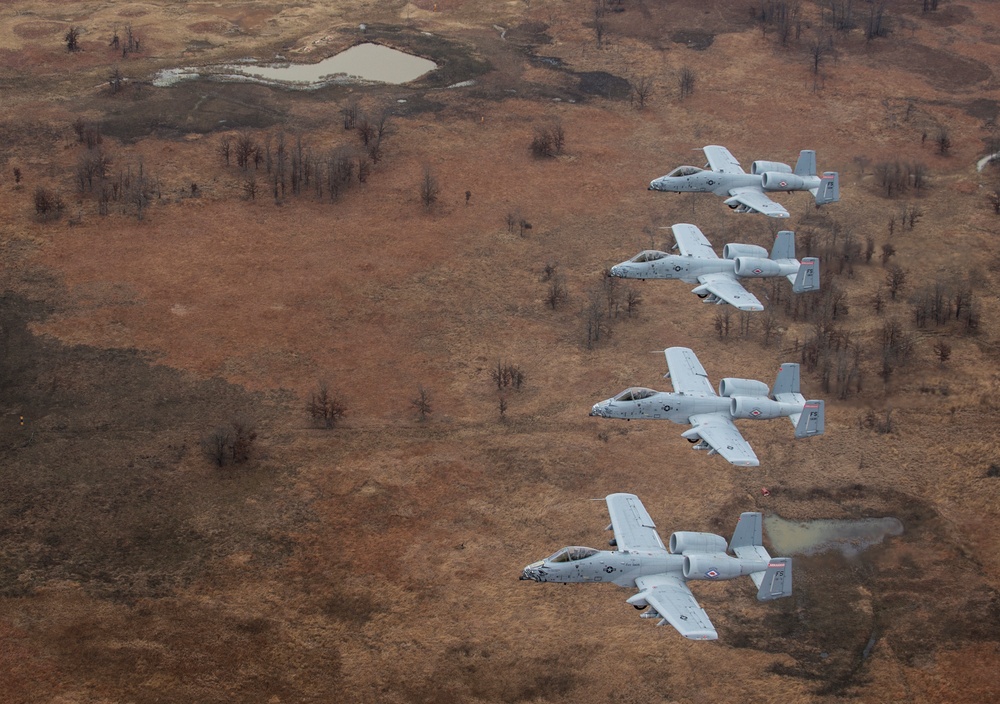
[764,515,904,557]
[154,42,437,89]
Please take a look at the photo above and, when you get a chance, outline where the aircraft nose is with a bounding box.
[609,266,623,278]
[590,403,604,417]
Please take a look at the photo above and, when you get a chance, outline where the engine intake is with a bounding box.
[683,553,765,580]
[761,172,806,191]
[734,257,781,278]
[731,397,796,420]
[669,531,727,555]
[751,160,792,175]
[718,378,769,398]
[722,243,768,260]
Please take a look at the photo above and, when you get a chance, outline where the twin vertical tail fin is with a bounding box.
[771,363,801,399]
[794,400,825,438]
[757,558,793,601]
[791,257,820,293]
[769,231,795,261]
[794,150,817,177]
[729,512,794,602]
[814,172,840,204]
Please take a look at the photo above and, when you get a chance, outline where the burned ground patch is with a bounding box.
[671,30,716,51]
[576,71,631,100]
[0,292,297,600]
[725,487,1000,696]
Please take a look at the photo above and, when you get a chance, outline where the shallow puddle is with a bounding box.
[154,42,437,89]
[764,515,903,556]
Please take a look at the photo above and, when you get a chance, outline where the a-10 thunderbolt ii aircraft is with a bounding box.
[590,347,824,466]
[520,493,792,640]
[609,224,819,311]
[648,145,840,218]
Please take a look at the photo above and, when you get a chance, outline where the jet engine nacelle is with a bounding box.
[751,160,792,175]
[669,531,728,555]
[683,553,759,580]
[731,396,793,420]
[722,243,769,260]
[733,257,781,278]
[718,378,770,398]
[761,172,807,191]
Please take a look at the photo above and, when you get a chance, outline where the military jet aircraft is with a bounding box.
[520,493,792,640]
[648,145,840,218]
[609,224,819,311]
[590,347,824,467]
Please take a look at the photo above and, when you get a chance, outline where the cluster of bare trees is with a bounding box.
[33,187,65,219]
[530,124,565,158]
[201,418,258,467]
[752,1,802,45]
[874,160,927,198]
[220,126,389,203]
[110,24,141,58]
[490,361,526,391]
[911,279,978,332]
[582,273,640,349]
[505,209,532,237]
[67,120,160,220]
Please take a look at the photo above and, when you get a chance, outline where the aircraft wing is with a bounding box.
[687,413,760,467]
[695,272,764,311]
[664,347,715,397]
[606,493,666,552]
[671,223,718,259]
[726,187,790,218]
[703,145,745,175]
[634,574,718,640]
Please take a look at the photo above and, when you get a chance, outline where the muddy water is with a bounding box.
[154,43,437,89]
[764,515,903,556]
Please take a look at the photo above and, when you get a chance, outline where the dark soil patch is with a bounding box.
[867,40,992,90]
[0,292,296,600]
[671,30,716,50]
[101,81,289,139]
[725,486,1000,696]
[505,21,553,46]
[576,71,632,100]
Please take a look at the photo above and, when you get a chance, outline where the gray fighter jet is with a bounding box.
[649,145,840,218]
[590,347,824,466]
[609,224,819,311]
[520,493,792,640]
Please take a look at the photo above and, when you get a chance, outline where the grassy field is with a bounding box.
[2,0,1000,701]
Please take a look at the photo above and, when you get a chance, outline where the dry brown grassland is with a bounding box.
[2,0,1000,701]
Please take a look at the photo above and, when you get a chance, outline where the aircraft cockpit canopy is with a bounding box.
[629,250,667,263]
[665,165,703,178]
[614,387,658,402]
[547,546,599,563]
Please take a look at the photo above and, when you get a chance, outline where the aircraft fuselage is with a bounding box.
[590,390,727,424]
[649,171,758,195]
[520,549,682,588]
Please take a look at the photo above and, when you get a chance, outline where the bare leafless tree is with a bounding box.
[308,382,347,428]
[885,264,907,300]
[65,26,81,52]
[679,67,696,99]
[412,386,433,421]
[630,75,654,109]
[419,165,440,209]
